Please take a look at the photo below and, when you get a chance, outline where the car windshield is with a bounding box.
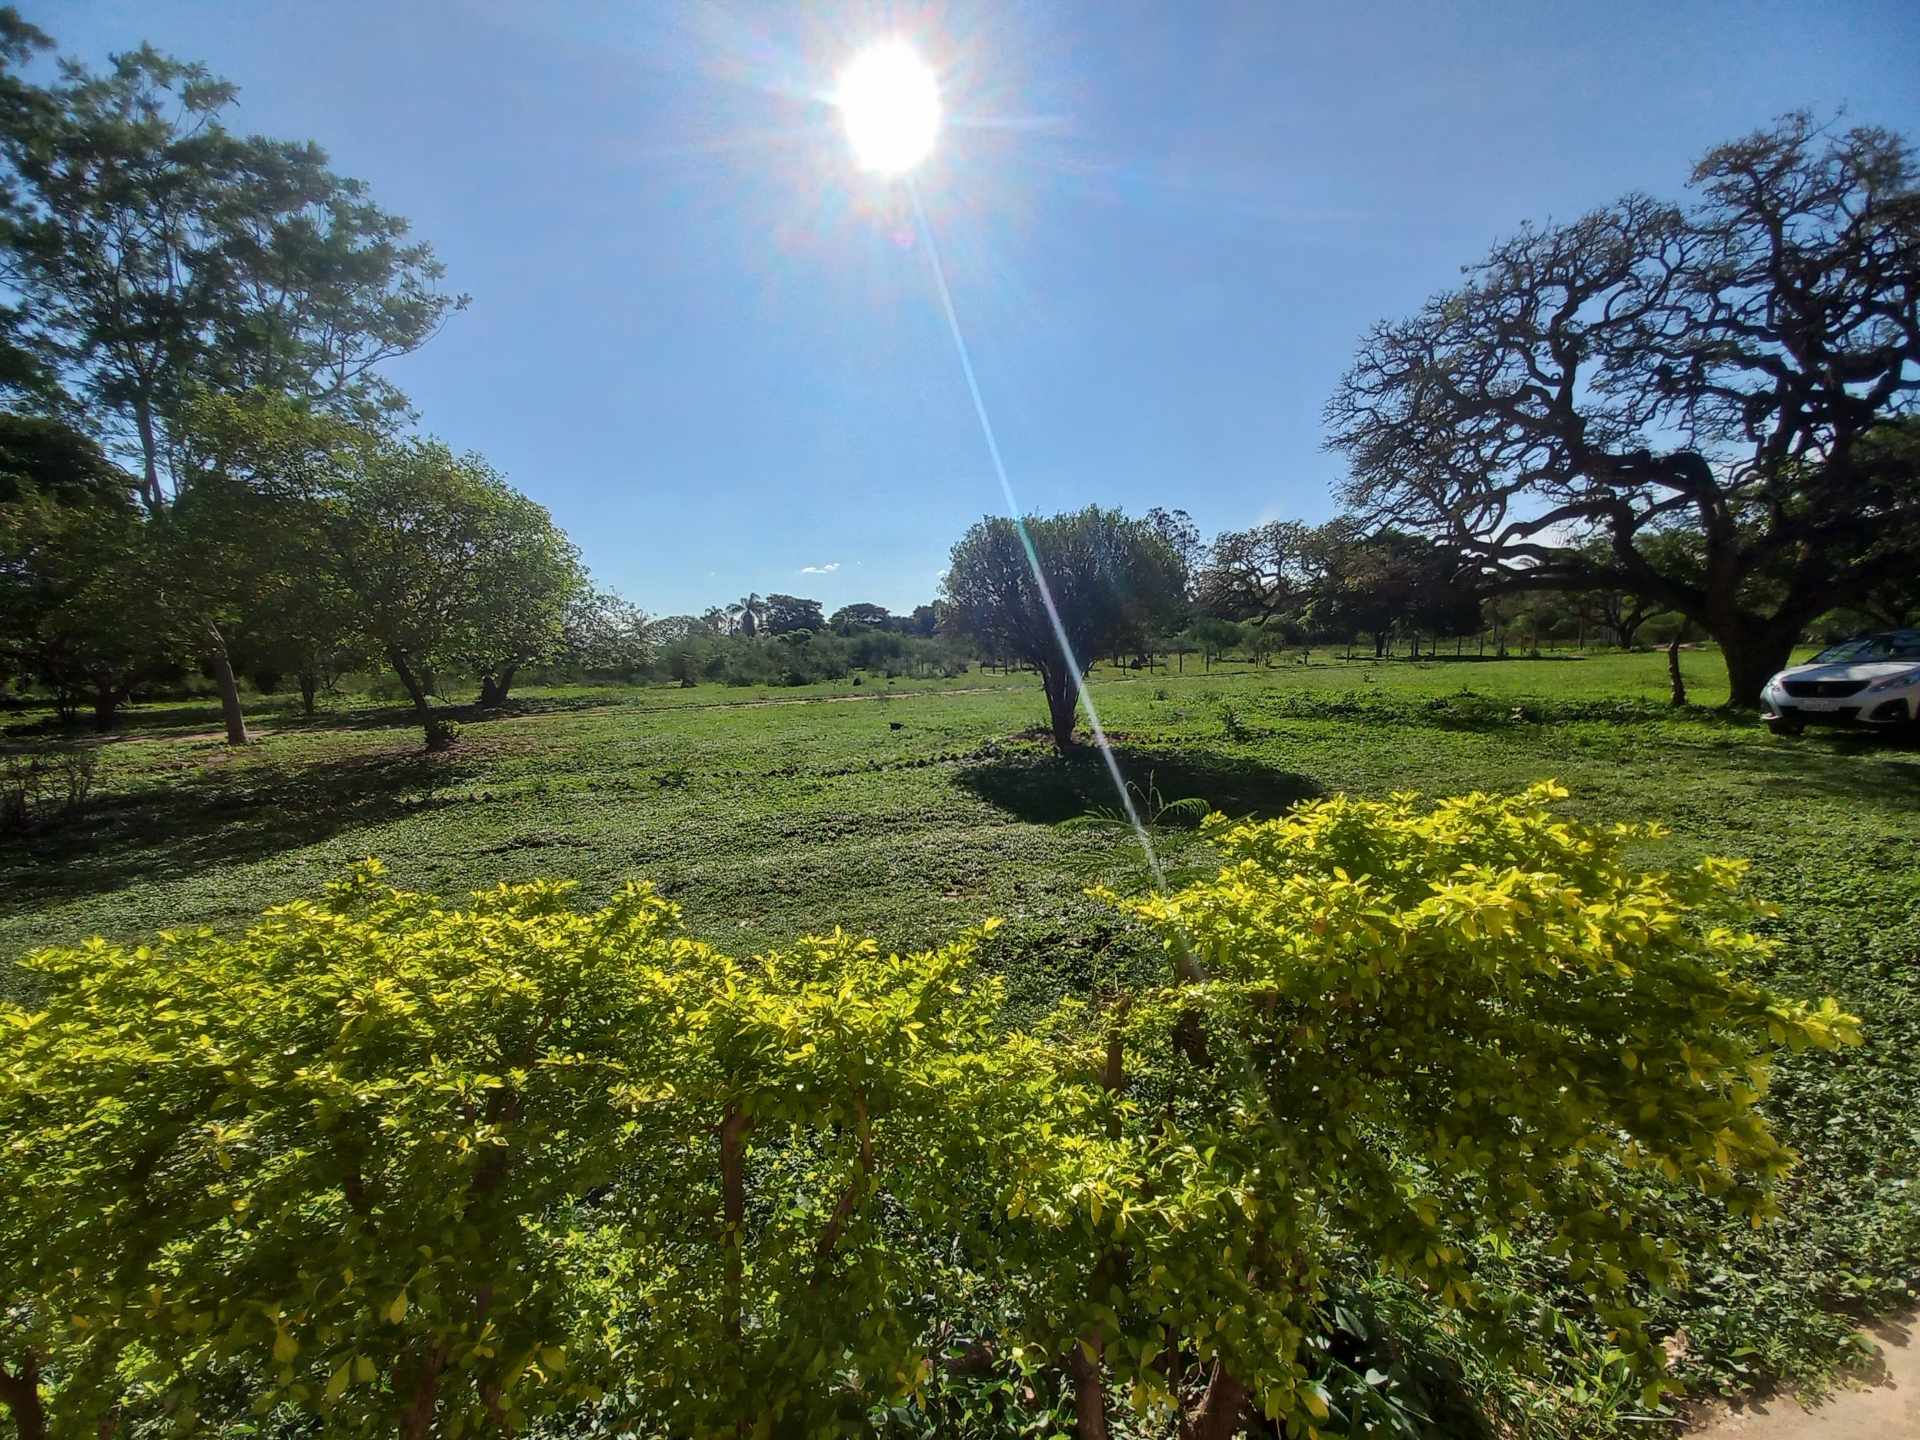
[1811,632,1920,663]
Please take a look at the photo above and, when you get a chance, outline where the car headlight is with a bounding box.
[1868,668,1920,693]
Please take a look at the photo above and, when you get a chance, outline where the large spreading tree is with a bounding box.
[942,506,1186,751]
[1326,114,1920,706]
[0,12,464,740]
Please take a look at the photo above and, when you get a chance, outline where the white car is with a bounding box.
[1761,630,1920,735]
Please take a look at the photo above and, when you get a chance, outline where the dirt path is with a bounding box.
[1685,1312,1918,1439]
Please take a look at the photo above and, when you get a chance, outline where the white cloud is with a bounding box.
[799,561,841,574]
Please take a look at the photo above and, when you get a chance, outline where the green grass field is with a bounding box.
[4,647,1917,1429]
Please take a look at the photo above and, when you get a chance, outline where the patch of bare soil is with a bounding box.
[1683,1311,1918,1440]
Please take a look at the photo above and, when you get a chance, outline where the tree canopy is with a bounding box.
[1326,113,1920,705]
[942,507,1185,750]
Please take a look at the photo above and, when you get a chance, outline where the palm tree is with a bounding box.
[728,593,767,638]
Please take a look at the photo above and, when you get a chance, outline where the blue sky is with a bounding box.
[36,1,1920,617]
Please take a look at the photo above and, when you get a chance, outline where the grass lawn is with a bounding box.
[4,646,1916,1431]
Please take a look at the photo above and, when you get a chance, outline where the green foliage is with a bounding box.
[943,507,1187,749]
[0,784,1857,1437]
[0,480,189,725]
[0,865,1063,1436]
[0,745,94,836]
[1068,782,1859,1426]
[1060,771,1209,832]
[0,23,463,502]
[180,391,583,739]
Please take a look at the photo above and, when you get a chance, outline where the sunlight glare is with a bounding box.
[836,41,940,176]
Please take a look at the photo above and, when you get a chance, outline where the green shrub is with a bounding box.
[1081,781,1858,1428]
[0,786,1857,1438]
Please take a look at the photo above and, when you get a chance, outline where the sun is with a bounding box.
[835,40,941,176]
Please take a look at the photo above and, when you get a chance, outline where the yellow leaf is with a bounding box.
[385,1292,408,1325]
[353,1355,376,1384]
[273,1329,298,1363]
[323,1362,351,1403]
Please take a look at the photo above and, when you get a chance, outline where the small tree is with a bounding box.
[0,480,184,727]
[464,496,584,706]
[1185,615,1244,670]
[942,508,1186,751]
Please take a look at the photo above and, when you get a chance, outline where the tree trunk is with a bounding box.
[92,680,122,732]
[133,398,163,513]
[1668,633,1687,707]
[1065,1343,1109,1440]
[205,621,250,746]
[388,647,433,720]
[1713,619,1797,710]
[478,662,519,708]
[1179,1361,1252,1440]
[399,1343,448,1440]
[1041,666,1079,753]
[720,1105,752,1430]
[298,671,319,716]
[0,1353,48,1440]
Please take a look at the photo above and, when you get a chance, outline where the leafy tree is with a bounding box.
[557,584,651,680]
[1186,614,1244,669]
[725,593,767,638]
[0,474,183,727]
[907,602,942,637]
[1308,522,1480,658]
[829,601,890,635]
[0,19,463,741]
[762,592,824,636]
[1144,506,1205,596]
[1197,519,1311,626]
[1327,114,1920,706]
[0,412,128,507]
[336,446,571,740]
[182,394,568,746]
[463,501,584,706]
[942,507,1185,751]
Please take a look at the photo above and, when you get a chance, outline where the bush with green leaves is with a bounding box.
[0,785,1858,1439]
[1074,782,1859,1434]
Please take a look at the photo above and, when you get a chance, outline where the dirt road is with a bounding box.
[1686,1313,1917,1440]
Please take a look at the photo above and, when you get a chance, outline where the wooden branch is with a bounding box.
[811,1096,872,1277]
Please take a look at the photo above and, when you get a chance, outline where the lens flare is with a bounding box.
[836,41,940,175]
[906,184,1167,891]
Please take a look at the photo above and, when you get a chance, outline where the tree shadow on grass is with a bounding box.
[0,750,477,916]
[956,743,1322,826]
[1721,732,1920,806]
